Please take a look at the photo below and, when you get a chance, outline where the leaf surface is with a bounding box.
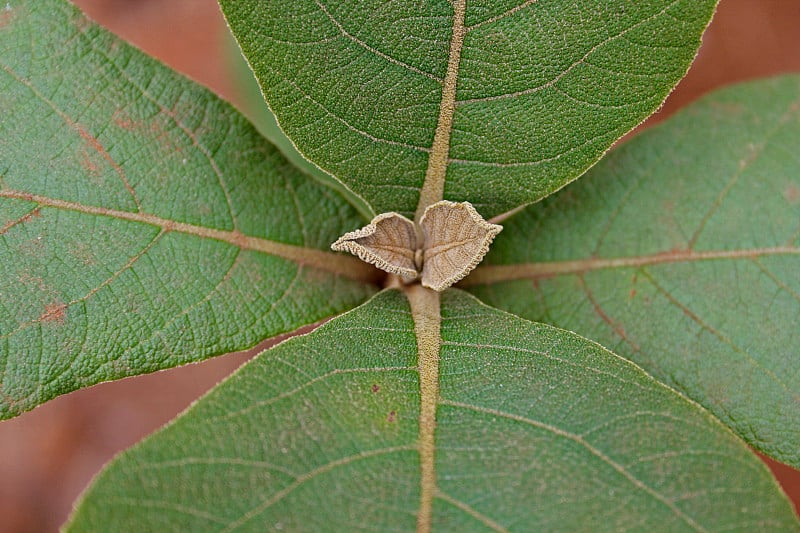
[0,0,378,419]
[220,0,718,219]
[67,290,798,532]
[466,76,800,467]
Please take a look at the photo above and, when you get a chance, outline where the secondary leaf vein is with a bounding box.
[456,0,681,105]
[313,0,444,83]
[0,189,380,282]
[441,399,709,533]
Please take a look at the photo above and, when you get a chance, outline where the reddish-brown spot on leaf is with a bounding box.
[18,273,47,292]
[785,185,799,205]
[79,147,102,180]
[70,121,140,209]
[371,384,380,393]
[112,109,137,131]
[113,110,182,154]
[40,301,66,324]
[0,8,14,29]
[386,410,396,423]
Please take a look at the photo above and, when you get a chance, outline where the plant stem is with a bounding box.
[405,284,442,533]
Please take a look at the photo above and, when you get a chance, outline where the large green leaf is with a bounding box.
[0,0,379,419]
[466,76,800,468]
[220,0,718,219]
[225,32,375,220]
[67,290,798,531]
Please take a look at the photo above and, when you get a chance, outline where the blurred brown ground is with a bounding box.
[0,1,798,531]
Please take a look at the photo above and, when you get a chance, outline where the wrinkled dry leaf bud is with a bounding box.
[332,201,502,291]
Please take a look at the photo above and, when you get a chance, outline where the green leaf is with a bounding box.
[220,0,718,219]
[225,33,375,220]
[466,76,800,468]
[67,290,798,531]
[0,0,379,420]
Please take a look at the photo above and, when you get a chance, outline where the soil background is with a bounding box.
[1,1,799,531]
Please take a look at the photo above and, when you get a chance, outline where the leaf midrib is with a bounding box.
[413,0,466,224]
[0,189,381,283]
[406,285,442,533]
[461,246,800,286]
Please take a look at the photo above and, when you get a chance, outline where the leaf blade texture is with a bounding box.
[467,75,800,468]
[220,0,719,219]
[0,0,378,419]
[67,290,799,532]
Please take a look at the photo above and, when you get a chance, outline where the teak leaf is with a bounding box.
[67,290,799,531]
[467,76,800,468]
[332,201,501,290]
[0,0,378,419]
[220,0,718,219]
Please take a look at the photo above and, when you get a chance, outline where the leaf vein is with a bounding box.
[220,445,417,532]
[313,0,444,83]
[208,366,417,424]
[440,399,710,533]
[640,268,795,397]
[435,490,508,532]
[456,0,682,105]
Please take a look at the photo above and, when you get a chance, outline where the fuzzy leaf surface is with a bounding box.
[221,0,718,218]
[467,76,800,468]
[68,290,798,532]
[0,0,377,419]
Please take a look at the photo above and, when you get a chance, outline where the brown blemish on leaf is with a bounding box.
[0,7,15,29]
[18,273,47,292]
[784,185,799,205]
[71,122,141,209]
[79,146,102,182]
[386,410,396,423]
[68,241,96,266]
[371,384,380,393]
[112,109,137,131]
[40,301,66,324]
[629,273,638,299]
[112,110,183,155]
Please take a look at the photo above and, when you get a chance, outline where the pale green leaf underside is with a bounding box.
[221,0,717,218]
[68,290,798,532]
[467,76,800,468]
[0,0,377,419]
